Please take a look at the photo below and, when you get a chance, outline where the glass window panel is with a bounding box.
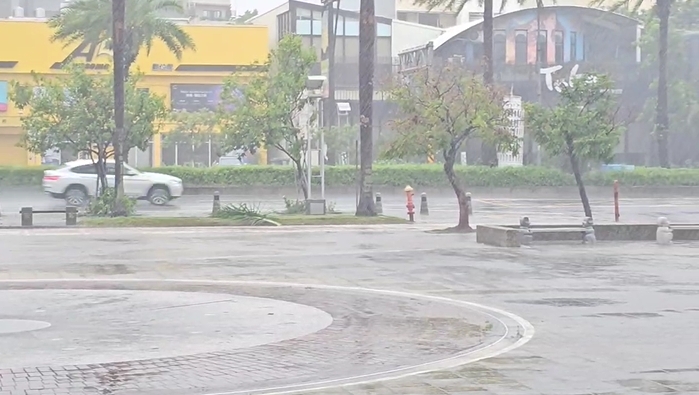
[296,20,311,35]
[312,20,322,35]
[377,23,391,37]
[344,18,359,36]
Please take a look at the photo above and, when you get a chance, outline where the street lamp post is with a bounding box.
[305,76,327,201]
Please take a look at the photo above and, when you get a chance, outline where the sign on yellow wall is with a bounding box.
[0,20,268,76]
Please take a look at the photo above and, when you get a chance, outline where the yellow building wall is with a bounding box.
[0,20,269,166]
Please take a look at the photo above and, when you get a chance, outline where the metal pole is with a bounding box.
[319,98,325,200]
[306,110,312,200]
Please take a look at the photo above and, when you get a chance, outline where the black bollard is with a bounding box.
[466,192,472,215]
[20,207,33,227]
[420,193,429,215]
[212,191,221,215]
[65,206,78,226]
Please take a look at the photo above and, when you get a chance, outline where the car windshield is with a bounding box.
[124,164,141,175]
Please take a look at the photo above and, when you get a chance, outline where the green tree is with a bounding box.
[412,0,554,166]
[49,0,196,78]
[167,110,228,166]
[636,0,699,165]
[10,66,166,202]
[217,35,317,199]
[386,66,517,231]
[524,74,623,218]
[593,0,673,168]
[231,9,259,24]
[356,0,378,216]
[50,0,195,211]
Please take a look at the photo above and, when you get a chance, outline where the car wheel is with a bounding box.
[148,187,171,206]
[65,186,88,207]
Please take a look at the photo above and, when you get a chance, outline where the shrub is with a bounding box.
[86,188,137,217]
[5,164,699,188]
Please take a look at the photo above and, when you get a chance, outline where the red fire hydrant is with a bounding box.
[405,185,415,222]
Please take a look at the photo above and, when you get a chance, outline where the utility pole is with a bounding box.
[112,0,126,214]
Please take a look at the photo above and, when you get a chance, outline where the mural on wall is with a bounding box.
[499,9,585,65]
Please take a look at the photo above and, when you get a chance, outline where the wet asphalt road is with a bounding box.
[1,226,699,394]
[1,188,699,226]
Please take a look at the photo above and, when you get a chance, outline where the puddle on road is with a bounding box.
[507,297,620,307]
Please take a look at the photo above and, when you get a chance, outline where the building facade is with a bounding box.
[398,6,648,164]
[3,1,232,20]
[0,19,268,166]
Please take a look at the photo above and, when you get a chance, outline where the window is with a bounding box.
[312,10,322,36]
[343,17,359,36]
[377,23,391,37]
[515,30,528,65]
[537,30,547,64]
[494,29,506,64]
[295,8,312,35]
[570,31,577,61]
[418,13,440,27]
[397,11,418,23]
[71,164,97,174]
[213,10,222,20]
[554,30,564,64]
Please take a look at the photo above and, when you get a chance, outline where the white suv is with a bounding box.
[43,160,184,206]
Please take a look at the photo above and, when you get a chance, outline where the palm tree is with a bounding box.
[50,0,196,212]
[593,0,672,168]
[355,0,377,216]
[49,0,196,79]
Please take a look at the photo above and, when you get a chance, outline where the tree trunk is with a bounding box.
[444,155,472,231]
[112,0,127,216]
[656,0,671,168]
[93,154,108,197]
[293,158,309,200]
[568,144,593,219]
[480,0,498,167]
[355,0,376,216]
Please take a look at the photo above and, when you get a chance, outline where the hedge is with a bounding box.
[3,164,699,188]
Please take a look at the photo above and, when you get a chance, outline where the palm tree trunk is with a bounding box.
[112,0,127,216]
[480,0,498,166]
[355,0,376,216]
[656,0,671,168]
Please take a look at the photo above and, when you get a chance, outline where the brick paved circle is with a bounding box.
[0,279,533,395]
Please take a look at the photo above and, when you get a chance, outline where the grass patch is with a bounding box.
[80,214,408,228]
[272,214,408,226]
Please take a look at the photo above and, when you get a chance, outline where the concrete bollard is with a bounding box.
[20,207,33,227]
[212,191,221,215]
[65,206,78,226]
[466,192,473,215]
[656,217,673,245]
[582,217,596,244]
[420,193,429,215]
[375,193,383,214]
[518,216,533,246]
